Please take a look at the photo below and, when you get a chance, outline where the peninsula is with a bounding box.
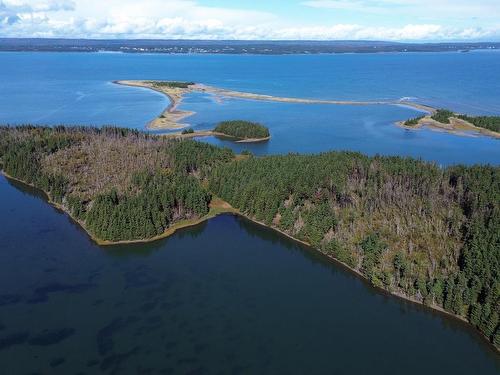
[1,125,498,351]
[399,109,500,138]
[115,80,500,139]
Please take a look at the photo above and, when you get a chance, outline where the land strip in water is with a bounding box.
[115,80,432,127]
[398,109,500,138]
[115,80,500,138]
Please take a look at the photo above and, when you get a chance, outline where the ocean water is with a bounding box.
[0,175,498,374]
[0,51,498,165]
[180,92,499,165]
[0,51,499,373]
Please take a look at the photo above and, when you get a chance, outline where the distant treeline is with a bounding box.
[2,39,499,55]
[209,152,500,347]
[0,126,232,241]
[214,120,270,139]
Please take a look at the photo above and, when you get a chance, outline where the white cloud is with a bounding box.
[302,0,500,20]
[2,0,75,12]
[0,0,499,41]
[268,24,498,41]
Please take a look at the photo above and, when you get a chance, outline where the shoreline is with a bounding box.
[2,169,497,353]
[396,115,500,138]
[113,80,434,128]
[162,130,271,143]
[114,80,194,130]
[115,80,500,139]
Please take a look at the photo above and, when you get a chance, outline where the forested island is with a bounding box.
[0,125,498,349]
[213,120,270,141]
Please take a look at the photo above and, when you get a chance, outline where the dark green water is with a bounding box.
[0,175,499,374]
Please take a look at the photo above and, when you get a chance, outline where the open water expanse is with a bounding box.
[0,51,499,373]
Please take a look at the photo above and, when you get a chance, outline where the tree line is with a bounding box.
[430,109,500,132]
[208,152,499,347]
[0,126,233,242]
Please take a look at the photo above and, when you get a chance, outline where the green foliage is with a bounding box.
[2,125,499,348]
[323,239,356,268]
[208,151,500,348]
[67,195,87,220]
[0,126,215,242]
[457,115,500,132]
[431,109,455,124]
[214,120,270,139]
[149,81,194,89]
[86,172,210,241]
[360,233,386,281]
[166,139,233,175]
[181,128,195,134]
[404,115,424,126]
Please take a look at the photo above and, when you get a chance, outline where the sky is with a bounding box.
[1,0,499,41]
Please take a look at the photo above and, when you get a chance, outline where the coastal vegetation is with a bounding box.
[0,125,498,348]
[147,81,195,89]
[181,128,195,134]
[431,109,500,133]
[0,126,232,242]
[431,109,455,124]
[208,152,500,348]
[214,120,270,140]
[457,115,500,133]
[403,115,425,126]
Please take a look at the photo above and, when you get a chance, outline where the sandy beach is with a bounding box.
[397,115,500,138]
[115,80,195,130]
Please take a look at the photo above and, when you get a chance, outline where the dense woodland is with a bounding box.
[214,120,270,139]
[0,125,498,348]
[431,109,455,124]
[209,153,499,347]
[0,126,232,241]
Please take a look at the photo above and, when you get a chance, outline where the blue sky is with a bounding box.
[1,0,499,41]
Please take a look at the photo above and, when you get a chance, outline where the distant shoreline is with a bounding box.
[2,38,500,55]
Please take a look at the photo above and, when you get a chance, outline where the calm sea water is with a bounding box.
[0,51,498,165]
[181,92,499,165]
[0,51,499,373]
[0,175,499,374]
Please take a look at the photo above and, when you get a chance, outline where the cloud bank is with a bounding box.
[0,0,499,41]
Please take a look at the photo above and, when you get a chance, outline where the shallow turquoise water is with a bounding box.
[0,175,499,374]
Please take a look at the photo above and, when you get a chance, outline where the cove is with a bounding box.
[0,174,498,374]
